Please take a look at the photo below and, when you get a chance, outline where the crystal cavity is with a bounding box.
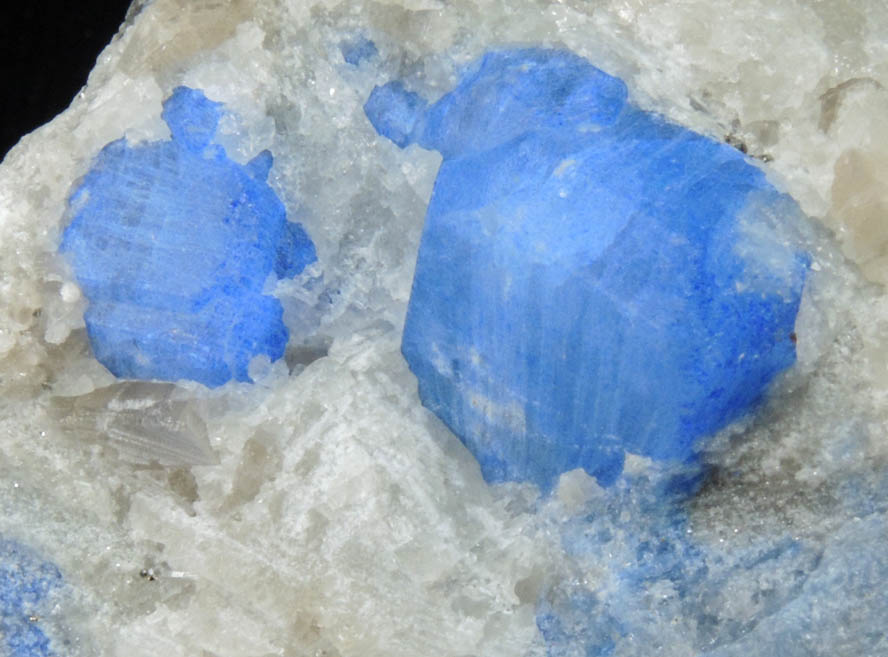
[60,87,317,387]
[365,49,810,490]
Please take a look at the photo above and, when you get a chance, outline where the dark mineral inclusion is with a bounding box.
[365,48,810,491]
[61,86,316,388]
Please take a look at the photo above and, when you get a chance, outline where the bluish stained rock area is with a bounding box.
[61,86,316,387]
[536,463,888,656]
[365,49,810,491]
[0,538,63,657]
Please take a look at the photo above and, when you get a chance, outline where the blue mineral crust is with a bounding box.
[61,87,316,387]
[0,538,63,657]
[365,49,809,491]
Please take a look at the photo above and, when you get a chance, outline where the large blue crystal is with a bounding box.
[365,49,809,490]
[61,87,316,387]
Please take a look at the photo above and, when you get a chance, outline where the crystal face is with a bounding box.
[60,86,317,387]
[366,49,810,490]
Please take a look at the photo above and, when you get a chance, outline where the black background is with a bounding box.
[0,3,134,159]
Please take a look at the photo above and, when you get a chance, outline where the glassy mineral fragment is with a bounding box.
[49,381,215,466]
[60,86,317,387]
[365,48,810,490]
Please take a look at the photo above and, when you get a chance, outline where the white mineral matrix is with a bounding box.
[1,1,887,656]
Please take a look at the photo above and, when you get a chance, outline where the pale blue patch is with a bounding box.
[340,36,378,66]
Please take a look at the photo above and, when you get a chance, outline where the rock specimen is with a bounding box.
[366,49,810,490]
[3,1,887,655]
[60,86,316,387]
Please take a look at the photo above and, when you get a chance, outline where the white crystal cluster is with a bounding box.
[0,0,886,655]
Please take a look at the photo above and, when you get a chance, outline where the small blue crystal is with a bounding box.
[340,36,378,66]
[364,81,427,149]
[0,538,63,657]
[61,86,317,387]
[365,49,809,491]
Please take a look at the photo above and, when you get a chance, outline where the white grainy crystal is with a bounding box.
[0,0,886,655]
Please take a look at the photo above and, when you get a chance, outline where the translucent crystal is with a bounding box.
[50,381,215,466]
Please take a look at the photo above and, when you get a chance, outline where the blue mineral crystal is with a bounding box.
[0,538,63,657]
[340,35,378,66]
[365,49,809,490]
[61,86,317,387]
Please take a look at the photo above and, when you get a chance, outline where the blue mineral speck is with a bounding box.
[0,538,63,657]
[364,81,427,149]
[340,36,378,66]
[60,86,317,387]
[365,48,810,491]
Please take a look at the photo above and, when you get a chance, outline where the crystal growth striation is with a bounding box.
[60,86,317,388]
[366,49,810,491]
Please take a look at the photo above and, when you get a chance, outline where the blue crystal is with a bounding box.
[364,81,427,149]
[365,49,809,491]
[0,538,63,657]
[60,86,317,387]
[340,36,378,66]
